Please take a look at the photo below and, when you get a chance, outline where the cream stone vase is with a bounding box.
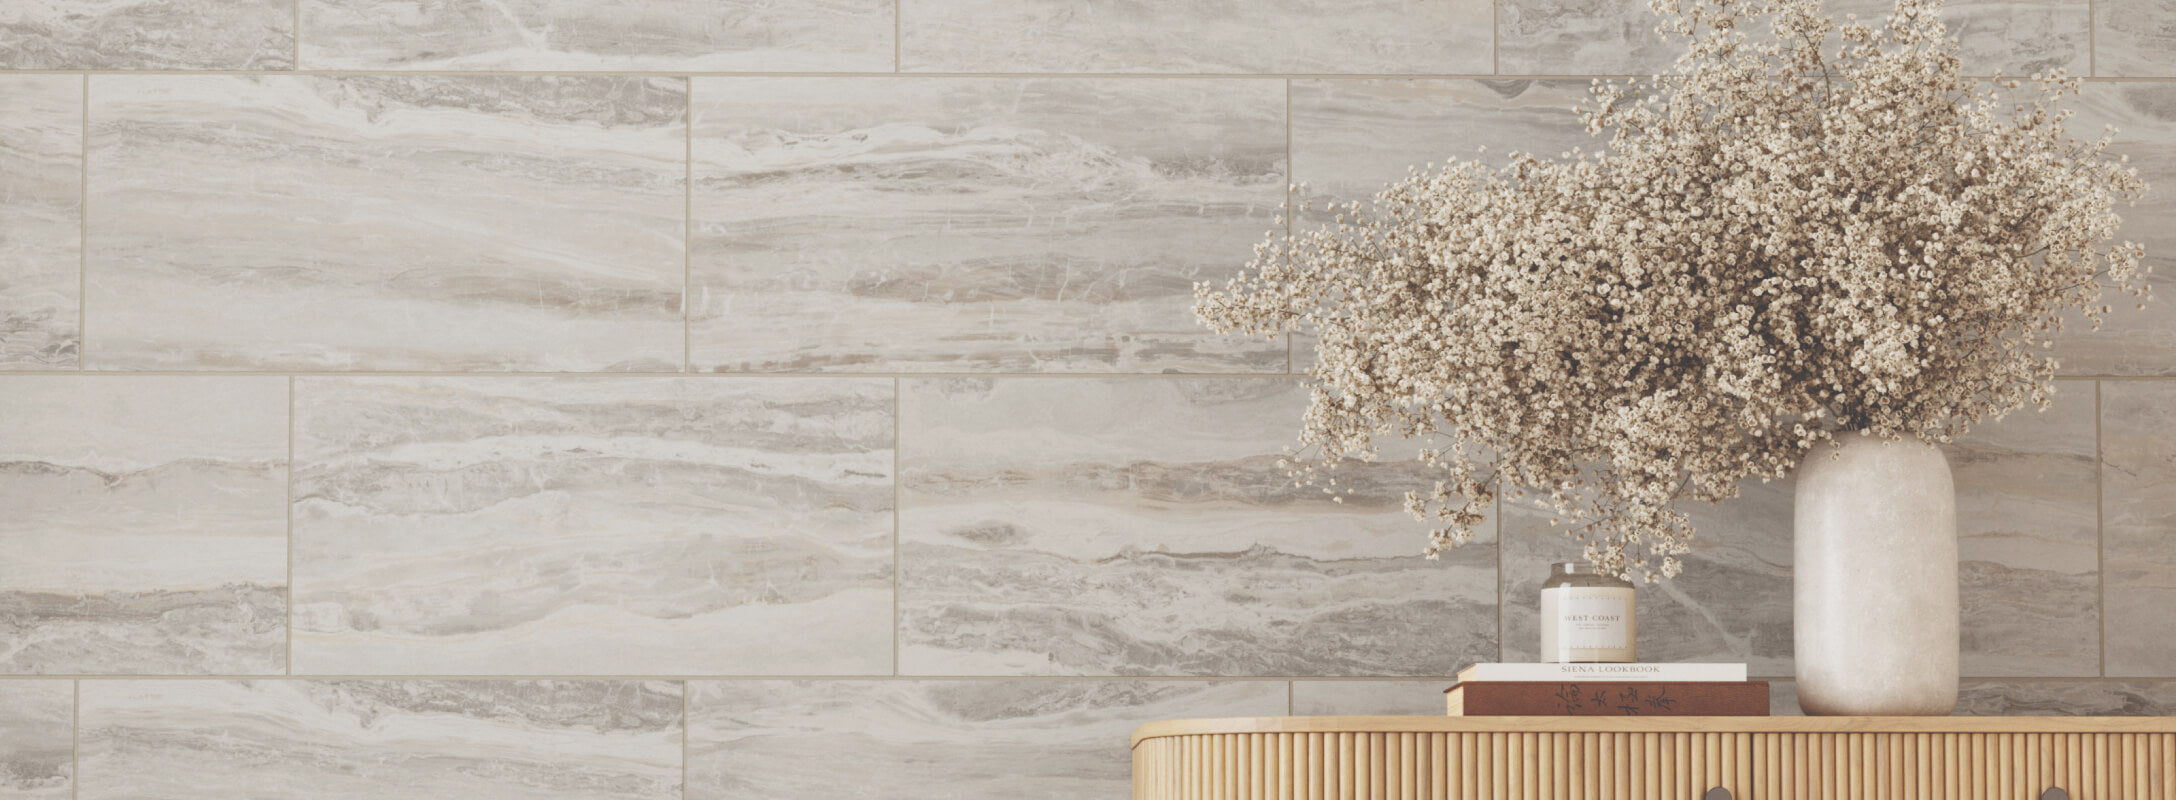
[1793,432,1959,716]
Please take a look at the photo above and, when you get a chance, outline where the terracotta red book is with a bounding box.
[1445,681,1770,716]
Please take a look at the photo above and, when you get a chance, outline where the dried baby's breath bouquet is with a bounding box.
[1196,0,2147,581]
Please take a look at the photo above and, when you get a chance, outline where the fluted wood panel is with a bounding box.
[1135,730,2176,799]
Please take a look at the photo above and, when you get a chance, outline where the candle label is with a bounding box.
[1552,593,1630,648]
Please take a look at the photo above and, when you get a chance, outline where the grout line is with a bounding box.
[2089,0,2096,78]
[894,0,903,73]
[1492,0,1501,75]
[72,680,80,800]
[292,0,302,69]
[286,377,296,676]
[0,369,1332,379]
[683,78,694,374]
[77,74,88,371]
[0,674,2161,684]
[680,682,690,800]
[1496,483,1506,664]
[893,377,903,676]
[2097,380,2107,678]
[1287,681,1295,716]
[0,68,2169,82]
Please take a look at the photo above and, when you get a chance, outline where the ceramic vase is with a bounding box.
[1792,432,1959,716]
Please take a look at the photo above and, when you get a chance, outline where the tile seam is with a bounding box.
[15,70,2166,82]
[893,377,903,677]
[72,679,80,800]
[77,73,87,371]
[680,681,690,800]
[287,376,296,676]
[683,77,693,374]
[2097,380,2107,678]
[8,674,2161,683]
[11,370,2176,380]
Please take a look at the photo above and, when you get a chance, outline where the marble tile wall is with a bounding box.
[4,0,2176,796]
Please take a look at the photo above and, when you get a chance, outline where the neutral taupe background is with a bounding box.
[2,1,2175,797]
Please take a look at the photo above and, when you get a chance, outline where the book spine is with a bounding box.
[1446,682,1770,717]
[1461,665,1747,682]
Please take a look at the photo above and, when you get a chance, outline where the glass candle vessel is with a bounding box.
[1539,562,1638,663]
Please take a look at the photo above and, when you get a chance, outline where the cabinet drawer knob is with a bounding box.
[1703,789,1733,800]
[2041,790,2069,800]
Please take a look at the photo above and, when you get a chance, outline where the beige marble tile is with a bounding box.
[2102,381,2176,677]
[1291,79,1598,211]
[687,680,1286,800]
[1955,680,2176,714]
[290,377,894,675]
[2054,83,2176,376]
[300,0,891,71]
[2096,0,2176,77]
[78,680,681,800]
[0,76,79,370]
[1502,0,2086,77]
[1292,680,1452,716]
[689,78,1286,374]
[0,376,287,674]
[897,0,1491,74]
[0,681,71,800]
[898,378,1499,677]
[0,0,293,69]
[86,76,684,372]
[1950,382,2101,677]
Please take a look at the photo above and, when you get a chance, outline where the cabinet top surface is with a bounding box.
[1131,716,2176,747]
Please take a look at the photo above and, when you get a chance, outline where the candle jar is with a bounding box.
[1539,562,1637,663]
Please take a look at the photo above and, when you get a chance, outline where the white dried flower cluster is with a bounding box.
[1196,0,2148,582]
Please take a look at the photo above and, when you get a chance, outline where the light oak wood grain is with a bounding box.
[1134,717,2176,799]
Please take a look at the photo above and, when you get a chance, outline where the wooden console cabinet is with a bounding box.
[1132,716,2176,799]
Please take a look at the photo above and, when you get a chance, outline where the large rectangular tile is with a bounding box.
[2053,83,2176,376]
[897,0,1491,74]
[299,0,892,71]
[0,376,287,674]
[1291,79,1597,211]
[898,378,1498,676]
[1950,382,2101,677]
[85,76,684,371]
[0,0,293,69]
[1292,680,1449,716]
[0,681,71,800]
[1955,680,2176,715]
[78,680,681,800]
[0,75,79,369]
[1501,0,2086,77]
[2102,381,2176,676]
[689,78,1286,373]
[2095,0,2176,77]
[290,377,894,675]
[686,680,1286,800]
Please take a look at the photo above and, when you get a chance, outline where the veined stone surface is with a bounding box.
[0,76,79,369]
[85,76,684,372]
[300,0,892,71]
[1956,679,2176,715]
[1949,383,2101,677]
[898,377,1499,677]
[2096,0,2176,77]
[0,0,293,69]
[290,377,895,675]
[2102,381,2176,677]
[689,78,1286,374]
[686,680,1286,800]
[2055,83,2176,376]
[1292,680,1452,716]
[1501,0,2086,77]
[0,681,71,799]
[77,680,681,800]
[897,0,1491,74]
[0,376,288,675]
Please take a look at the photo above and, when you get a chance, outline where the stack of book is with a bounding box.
[1445,662,1768,716]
